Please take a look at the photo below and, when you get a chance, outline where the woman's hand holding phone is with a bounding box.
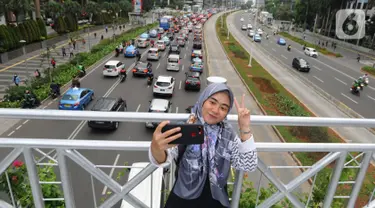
[151,121,181,164]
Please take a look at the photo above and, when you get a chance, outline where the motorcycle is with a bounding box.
[49,89,60,99]
[147,77,153,85]
[287,46,291,51]
[364,77,369,86]
[120,73,127,83]
[350,85,361,95]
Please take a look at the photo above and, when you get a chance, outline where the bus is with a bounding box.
[120,162,165,208]
[159,15,173,30]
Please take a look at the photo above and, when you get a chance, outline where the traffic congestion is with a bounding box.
[1,10,216,208]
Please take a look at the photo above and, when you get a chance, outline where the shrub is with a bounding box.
[37,18,47,38]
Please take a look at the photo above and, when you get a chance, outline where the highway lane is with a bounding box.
[0,30,207,207]
[234,12,375,118]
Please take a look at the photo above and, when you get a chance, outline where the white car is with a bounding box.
[103,60,124,77]
[240,17,244,22]
[257,28,263,36]
[137,38,149,48]
[241,25,247,30]
[145,99,171,128]
[156,40,166,51]
[153,76,175,97]
[247,24,252,29]
[248,30,255,37]
[304,47,318,58]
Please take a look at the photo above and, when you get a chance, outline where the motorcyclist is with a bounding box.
[24,90,35,108]
[287,45,291,51]
[115,47,120,57]
[352,80,360,91]
[50,80,60,96]
[303,44,306,50]
[147,71,154,85]
[72,76,81,88]
[120,65,127,80]
[77,64,86,77]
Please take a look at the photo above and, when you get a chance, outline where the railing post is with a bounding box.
[56,149,76,208]
[347,151,373,208]
[24,148,45,208]
[323,151,347,208]
[230,169,244,208]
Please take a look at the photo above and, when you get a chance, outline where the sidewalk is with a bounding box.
[204,13,310,192]
[0,23,140,99]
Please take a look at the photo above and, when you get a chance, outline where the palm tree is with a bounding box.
[85,1,100,21]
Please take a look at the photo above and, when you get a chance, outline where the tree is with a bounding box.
[5,0,34,23]
[85,0,101,20]
[44,0,64,20]
[119,0,132,18]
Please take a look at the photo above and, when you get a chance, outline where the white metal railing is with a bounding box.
[1,109,375,208]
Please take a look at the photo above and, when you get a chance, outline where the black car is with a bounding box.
[292,57,310,72]
[169,43,180,54]
[132,61,152,77]
[193,40,202,49]
[184,72,201,91]
[88,97,127,130]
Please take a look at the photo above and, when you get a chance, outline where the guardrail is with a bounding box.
[1,109,375,208]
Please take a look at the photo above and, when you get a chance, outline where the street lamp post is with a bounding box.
[248,0,258,67]
[87,27,91,51]
[20,40,27,71]
[227,23,230,40]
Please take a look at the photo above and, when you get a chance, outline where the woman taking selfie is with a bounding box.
[149,83,258,208]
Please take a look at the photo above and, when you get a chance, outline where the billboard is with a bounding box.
[133,0,142,13]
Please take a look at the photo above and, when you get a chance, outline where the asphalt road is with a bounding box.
[234,12,375,118]
[0,30,206,207]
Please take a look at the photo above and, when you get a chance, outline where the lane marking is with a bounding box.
[157,63,160,69]
[368,95,375,101]
[182,65,185,71]
[281,55,287,60]
[48,101,53,105]
[335,77,347,85]
[313,76,324,83]
[313,66,322,71]
[342,93,358,104]
[16,125,22,130]
[23,120,29,125]
[184,54,186,59]
[179,81,182,90]
[136,104,141,112]
[101,154,120,195]
[7,131,15,137]
[272,48,276,52]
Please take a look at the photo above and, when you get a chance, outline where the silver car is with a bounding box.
[147,48,160,61]
[145,99,171,128]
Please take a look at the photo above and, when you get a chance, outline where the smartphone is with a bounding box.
[162,123,204,145]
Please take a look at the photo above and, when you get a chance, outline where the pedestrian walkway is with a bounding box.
[204,13,310,192]
[0,24,137,98]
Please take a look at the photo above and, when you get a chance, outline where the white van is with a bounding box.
[120,162,165,208]
[166,54,180,71]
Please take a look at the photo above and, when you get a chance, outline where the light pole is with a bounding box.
[20,40,27,71]
[227,23,230,40]
[248,0,257,67]
[87,27,91,51]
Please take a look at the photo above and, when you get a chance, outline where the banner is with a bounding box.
[133,0,142,13]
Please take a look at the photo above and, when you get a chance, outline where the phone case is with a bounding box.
[162,123,204,145]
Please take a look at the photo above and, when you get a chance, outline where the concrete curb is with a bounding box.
[216,11,314,184]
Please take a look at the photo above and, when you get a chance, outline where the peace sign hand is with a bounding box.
[234,94,251,132]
